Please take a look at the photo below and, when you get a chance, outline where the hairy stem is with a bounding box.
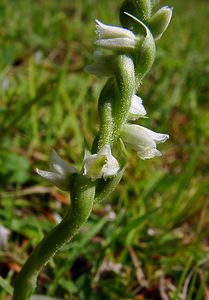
[13,175,95,300]
[112,54,135,141]
[92,79,115,152]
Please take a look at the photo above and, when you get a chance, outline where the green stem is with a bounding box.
[112,54,135,142]
[13,175,95,300]
[92,79,115,152]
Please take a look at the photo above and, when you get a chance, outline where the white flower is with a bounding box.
[83,144,120,181]
[36,150,77,191]
[95,19,136,51]
[121,124,169,160]
[129,95,147,120]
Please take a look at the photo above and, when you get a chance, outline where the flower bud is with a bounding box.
[148,6,173,40]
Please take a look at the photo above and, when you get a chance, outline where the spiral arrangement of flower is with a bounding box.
[13,1,172,299]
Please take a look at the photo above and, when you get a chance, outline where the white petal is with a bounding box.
[36,168,69,191]
[49,150,77,175]
[36,168,60,181]
[121,124,155,151]
[101,144,120,179]
[96,19,135,40]
[98,144,111,156]
[103,156,120,179]
[129,95,147,120]
[137,148,162,160]
[95,38,136,50]
[138,126,169,144]
[83,153,107,181]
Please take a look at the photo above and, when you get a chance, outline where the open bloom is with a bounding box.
[36,150,77,191]
[83,144,120,181]
[129,95,147,120]
[121,124,169,160]
[95,19,136,51]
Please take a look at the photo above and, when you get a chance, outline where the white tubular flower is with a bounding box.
[121,124,169,160]
[95,19,136,51]
[83,144,120,181]
[85,51,113,77]
[129,95,147,120]
[36,150,77,191]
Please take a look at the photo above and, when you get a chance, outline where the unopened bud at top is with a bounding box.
[148,6,173,40]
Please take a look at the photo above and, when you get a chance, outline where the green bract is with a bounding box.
[148,6,173,40]
[120,0,152,32]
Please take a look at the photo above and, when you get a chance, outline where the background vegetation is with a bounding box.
[0,0,208,299]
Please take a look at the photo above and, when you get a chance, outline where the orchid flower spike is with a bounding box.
[95,19,137,51]
[36,150,78,191]
[83,144,120,181]
[121,124,169,160]
[129,94,147,120]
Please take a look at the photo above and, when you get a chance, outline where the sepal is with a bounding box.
[36,150,78,191]
[129,94,147,120]
[95,19,137,51]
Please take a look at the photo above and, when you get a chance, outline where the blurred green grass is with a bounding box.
[0,0,209,299]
